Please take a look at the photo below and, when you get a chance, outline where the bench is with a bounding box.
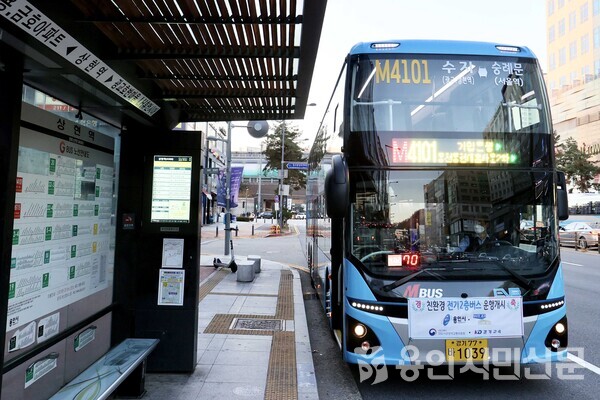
[50,338,159,400]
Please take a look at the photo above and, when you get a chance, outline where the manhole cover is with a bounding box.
[232,318,283,331]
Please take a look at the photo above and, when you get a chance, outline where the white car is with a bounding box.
[559,221,600,249]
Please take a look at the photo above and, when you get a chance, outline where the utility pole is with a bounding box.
[257,142,263,214]
[280,122,285,232]
[225,121,233,255]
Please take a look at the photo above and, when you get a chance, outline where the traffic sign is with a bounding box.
[286,162,308,170]
[204,167,220,175]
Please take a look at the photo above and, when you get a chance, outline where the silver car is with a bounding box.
[559,221,600,249]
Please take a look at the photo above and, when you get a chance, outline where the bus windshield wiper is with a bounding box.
[482,260,535,293]
[382,267,444,292]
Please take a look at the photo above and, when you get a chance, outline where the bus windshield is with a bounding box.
[350,169,559,281]
[350,54,549,135]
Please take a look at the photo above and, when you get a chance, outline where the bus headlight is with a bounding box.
[545,316,568,352]
[345,315,381,353]
[354,323,367,338]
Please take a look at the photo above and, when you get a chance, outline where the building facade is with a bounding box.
[546,0,600,200]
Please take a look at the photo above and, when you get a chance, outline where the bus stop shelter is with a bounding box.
[0,1,327,398]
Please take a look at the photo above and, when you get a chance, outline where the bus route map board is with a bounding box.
[6,103,115,355]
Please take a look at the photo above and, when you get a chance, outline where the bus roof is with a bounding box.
[349,40,537,59]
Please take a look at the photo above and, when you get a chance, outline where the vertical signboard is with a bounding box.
[7,103,115,354]
[216,166,244,208]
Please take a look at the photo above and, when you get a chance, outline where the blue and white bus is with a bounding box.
[306,40,570,366]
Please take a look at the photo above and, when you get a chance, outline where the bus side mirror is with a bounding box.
[557,171,569,221]
[325,155,349,218]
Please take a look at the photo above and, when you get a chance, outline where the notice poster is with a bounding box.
[151,156,192,223]
[157,269,185,306]
[161,238,184,268]
[8,103,115,338]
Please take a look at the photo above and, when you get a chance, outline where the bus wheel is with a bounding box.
[578,237,588,249]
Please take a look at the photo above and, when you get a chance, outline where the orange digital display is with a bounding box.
[390,139,517,165]
[388,253,421,268]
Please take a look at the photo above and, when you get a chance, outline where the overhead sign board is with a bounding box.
[0,0,160,117]
[204,167,220,175]
[286,162,308,170]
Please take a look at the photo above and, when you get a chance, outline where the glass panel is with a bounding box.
[350,170,558,280]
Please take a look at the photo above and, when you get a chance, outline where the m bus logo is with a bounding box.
[403,284,443,298]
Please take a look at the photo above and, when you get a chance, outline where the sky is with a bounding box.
[232,0,547,151]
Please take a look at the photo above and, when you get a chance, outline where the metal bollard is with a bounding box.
[252,224,255,236]
[216,226,219,237]
[235,226,238,237]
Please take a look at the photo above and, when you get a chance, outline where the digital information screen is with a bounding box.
[390,138,517,165]
[151,156,192,223]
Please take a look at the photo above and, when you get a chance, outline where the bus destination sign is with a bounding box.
[390,138,517,165]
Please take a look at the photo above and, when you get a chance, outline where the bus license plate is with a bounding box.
[445,339,488,362]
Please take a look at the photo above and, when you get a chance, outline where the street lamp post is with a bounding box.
[257,141,263,215]
[207,120,269,255]
[224,121,233,256]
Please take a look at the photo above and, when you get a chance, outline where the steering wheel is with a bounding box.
[360,250,393,262]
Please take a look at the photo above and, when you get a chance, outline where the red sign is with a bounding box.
[15,177,22,193]
[14,203,21,219]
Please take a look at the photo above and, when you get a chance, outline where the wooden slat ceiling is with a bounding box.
[65,0,324,123]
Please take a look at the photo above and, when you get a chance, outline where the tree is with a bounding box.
[262,121,307,193]
[555,136,600,193]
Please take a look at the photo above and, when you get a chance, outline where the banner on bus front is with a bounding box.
[408,297,523,339]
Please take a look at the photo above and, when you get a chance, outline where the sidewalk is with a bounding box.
[142,253,318,400]
[200,219,295,240]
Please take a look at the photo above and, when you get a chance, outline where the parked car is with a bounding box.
[559,221,600,249]
[258,211,273,219]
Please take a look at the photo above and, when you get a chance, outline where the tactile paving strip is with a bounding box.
[209,292,278,297]
[275,270,294,320]
[198,269,228,301]
[201,269,298,399]
[264,331,297,400]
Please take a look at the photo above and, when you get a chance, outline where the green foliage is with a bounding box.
[555,136,600,193]
[282,208,294,224]
[262,121,307,193]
